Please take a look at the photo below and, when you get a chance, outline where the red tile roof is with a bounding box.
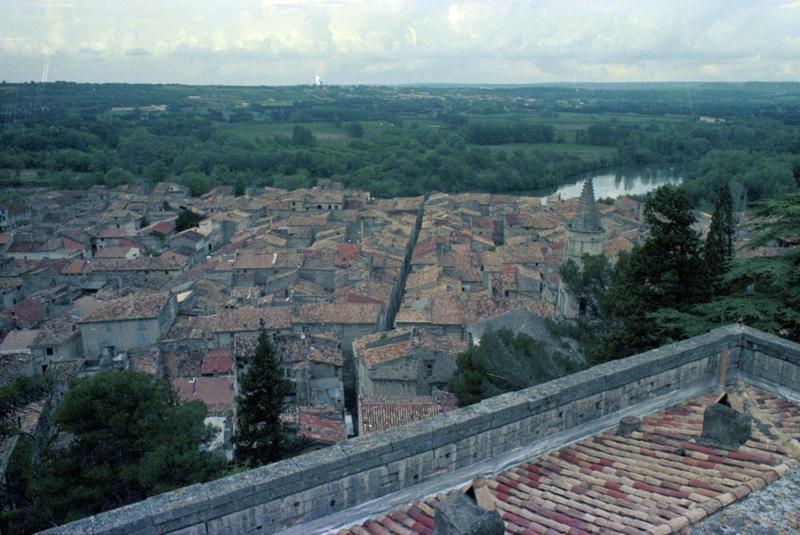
[338,388,800,535]
[357,395,449,436]
[297,406,347,444]
[201,347,233,375]
[11,299,44,325]
[172,376,236,413]
[336,243,361,266]
[152,220,176,234]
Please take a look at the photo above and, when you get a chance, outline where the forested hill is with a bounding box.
[1,83,798,205]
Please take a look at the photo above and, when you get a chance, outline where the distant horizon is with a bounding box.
[3,80,800,87]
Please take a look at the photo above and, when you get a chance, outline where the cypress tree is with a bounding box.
[233,329,292,467]
[705,182,735,288]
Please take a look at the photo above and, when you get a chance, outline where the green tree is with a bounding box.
[345,122,364,138]
[655,192,800,342]
[0,374,53,439]
[704,182,735,289]
[183,171,212,197]
[561,186,709,363]
[447,329,582,406]
[175,208,202,232]
[12,370,223,530]
[234,175,246,197]
[232,330,294,466]
[291,125,315,147]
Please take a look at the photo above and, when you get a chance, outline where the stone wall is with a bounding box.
[41,325,800,535]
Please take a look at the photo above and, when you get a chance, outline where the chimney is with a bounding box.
[700,394,752,450]
[434,481,503,535]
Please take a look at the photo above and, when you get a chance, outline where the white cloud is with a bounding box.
[448,4,464,31]
[1,0,799,83]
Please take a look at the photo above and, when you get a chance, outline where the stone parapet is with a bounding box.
[40,324,800,535]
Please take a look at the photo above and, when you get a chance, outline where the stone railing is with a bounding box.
[42,325,800,534]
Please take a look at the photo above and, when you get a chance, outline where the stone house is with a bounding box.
[0,202,31,232]
[1,278,24,310]
[167,229,210,264]
[292,302,382,352]
[29,320,82,372]
[79,291,177,358]
[353,327,467,398]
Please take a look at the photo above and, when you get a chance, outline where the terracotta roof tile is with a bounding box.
[201,347,233,375]
[341,388,800,534]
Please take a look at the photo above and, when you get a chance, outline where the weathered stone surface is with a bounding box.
[700,402,752,450]
[618,415,641,436]
[433,492,504,535]
[692,465,800,535]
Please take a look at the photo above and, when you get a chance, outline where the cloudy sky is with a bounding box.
[2,0,799,85]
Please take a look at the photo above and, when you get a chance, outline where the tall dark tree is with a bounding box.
[175,208,202,232]
[656,192,800,342]
[704,182,735,289]
[233,329,293,466]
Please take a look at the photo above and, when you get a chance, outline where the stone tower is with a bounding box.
[558,177,604,318]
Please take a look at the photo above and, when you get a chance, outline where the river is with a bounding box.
[524,165,685,201]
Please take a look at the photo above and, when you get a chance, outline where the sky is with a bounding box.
[2,0,800,85]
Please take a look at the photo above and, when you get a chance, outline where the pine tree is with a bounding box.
[705,182,735,289]
[572,185,709,363]
[232,329,293,467]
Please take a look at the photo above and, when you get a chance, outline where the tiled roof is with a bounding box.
[80,292,169,323]
[338,388,800,535]
[129,348,160,375]
[11,299,45,324]
[0,330,37,354]
[297,406,347,444]
[358,395,448,436]
[31,320,79,347]
[294,303,380,325]
[207,306,292,333]
[201,347,233,375]
[151,220,176,234]
[173,376,236,413]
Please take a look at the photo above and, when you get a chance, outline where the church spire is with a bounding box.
[568,177,603,233]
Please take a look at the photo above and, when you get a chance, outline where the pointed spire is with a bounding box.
[569,177,603,233]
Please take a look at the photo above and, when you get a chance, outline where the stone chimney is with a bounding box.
[700,393,752,450]
[434,481,503,535]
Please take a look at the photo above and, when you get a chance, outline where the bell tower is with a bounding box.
[558,177,604,318]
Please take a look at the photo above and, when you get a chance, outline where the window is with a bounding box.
[46,347,54,356]
[425,362,434,378]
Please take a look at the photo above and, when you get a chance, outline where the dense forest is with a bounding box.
[1,82,799,205]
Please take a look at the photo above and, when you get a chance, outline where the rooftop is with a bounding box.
[358,395,448,436]
[80,291,169,323]
[338,387,800,535]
